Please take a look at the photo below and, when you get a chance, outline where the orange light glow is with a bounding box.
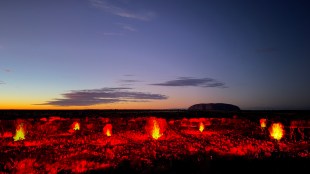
[260,118,267,128]
[269,123,284,141]
[151,119,162,140]
[73,122,80,131]
[103,124,112,137]
[199,122,204,132]
[13,124,25,141]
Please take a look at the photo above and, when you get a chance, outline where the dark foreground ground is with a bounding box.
[90,157,309,174]
[0,110,309,173]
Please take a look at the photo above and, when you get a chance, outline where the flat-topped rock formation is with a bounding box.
[188,103,241,111]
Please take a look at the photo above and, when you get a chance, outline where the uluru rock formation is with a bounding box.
[188,103,240,111]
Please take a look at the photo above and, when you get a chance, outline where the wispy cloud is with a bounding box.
[119,79,141,83]
[124,74,134,77]
[89,0,155,21]
[150,77,227,88]
[103,32,123,36]
[3,68,12,73]
[118,79,142,86]
[122,25,136,31]
[40,87,168,106]
[116,23,137,32]
[0,81,5,85]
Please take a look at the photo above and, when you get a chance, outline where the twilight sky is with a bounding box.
[0,0,310,110]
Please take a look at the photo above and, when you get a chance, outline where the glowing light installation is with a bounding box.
[199,122,204,132]
[13,124,25,141]
[151,119,162,140]
[269,123,284,141]
[73,122,80,131]
[103,124,112,137]
[260,118,267,128]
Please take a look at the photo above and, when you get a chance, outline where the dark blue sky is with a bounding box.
[0,0,309,109]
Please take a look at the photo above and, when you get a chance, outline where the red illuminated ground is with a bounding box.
[0,116,309,173]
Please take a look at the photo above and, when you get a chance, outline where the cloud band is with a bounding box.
[150,77,226,88]
[40,87,167,106]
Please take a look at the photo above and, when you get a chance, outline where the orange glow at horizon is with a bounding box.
[269,123,284,141]
[103,124,112,137]
[0,95,194,110]
[151,119,162,140]
[199,122,204,132]
[13,124,25,141]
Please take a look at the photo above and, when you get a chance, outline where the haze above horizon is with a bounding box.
[1,0,309,110]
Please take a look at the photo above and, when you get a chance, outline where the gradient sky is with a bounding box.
[1,0,310,110]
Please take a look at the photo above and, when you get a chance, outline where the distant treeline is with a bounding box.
[0,109,309,121]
